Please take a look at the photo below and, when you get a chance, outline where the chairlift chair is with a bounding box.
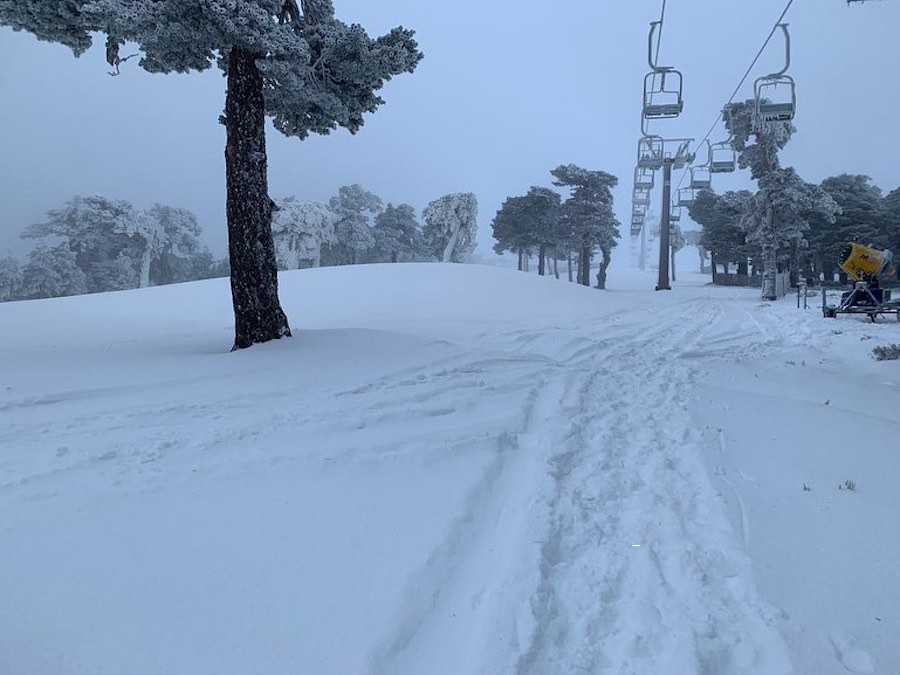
[669,204,682,223]
[709,141,736,173]
[678,187,697,207]
[755,75,796,124]
[753,24,796,126]
[643,69,684,119]
[637,135,665,170]
[633,187,651,208]
[690,166,712,190]
[630,212,645,236]
[634,166,655,190]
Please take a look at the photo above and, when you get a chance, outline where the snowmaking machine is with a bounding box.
[822,242,899,321]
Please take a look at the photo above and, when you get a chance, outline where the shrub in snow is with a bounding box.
[872,344,900,361]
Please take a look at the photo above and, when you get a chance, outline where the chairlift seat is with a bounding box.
[757,102,795,122]
[643,102,684,119]
[710,160,736,173]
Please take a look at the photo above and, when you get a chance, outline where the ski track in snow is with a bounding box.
[368,298,793,675]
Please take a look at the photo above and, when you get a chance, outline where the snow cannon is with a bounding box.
[824,243,899,321]
[838,243,895,282]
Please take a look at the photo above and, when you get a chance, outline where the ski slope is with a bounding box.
[1,253,897,674]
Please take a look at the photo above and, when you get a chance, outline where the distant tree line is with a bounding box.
[683,98,900,297]
[272,185,478,271]
[0,186,479,303]
[0,196,228,302]
[491,164,621,289]
[689,176,900,286]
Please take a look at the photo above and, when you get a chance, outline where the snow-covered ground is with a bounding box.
[1,250,897,674]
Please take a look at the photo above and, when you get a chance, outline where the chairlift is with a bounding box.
[643,70,684,119]
[690,166,712,190]
[678,187,697,207]
[642,21,684,120]
[634,166,655,190]
[669,204,682,223]
[630,212,645,236]
[709,141,736,173]
[755,76,796,124]
[633,187,651,207]
[637,135,665,170]
[754,24,796,126]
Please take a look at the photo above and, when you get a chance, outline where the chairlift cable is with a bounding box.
[645,0,669,128]
[674,0,796,191]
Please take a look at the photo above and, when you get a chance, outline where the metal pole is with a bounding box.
[656,158,673,291]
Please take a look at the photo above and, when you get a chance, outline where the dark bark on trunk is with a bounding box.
[538,244,546,276]
[391,250,398,263]
[567,252,573,282]
[553,247,559,279]
[579,243,591,286]
[670,247,676,282]
[517,247,523,271]
[595,246,610,289]
[737,260,749,276]
[225,47,291,350]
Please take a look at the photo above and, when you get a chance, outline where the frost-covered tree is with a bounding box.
[519,187,562,276]
[146,204,203,285]
[22,195,152,292]
[272,197,336,269]
[372,203,421,263]
[325,184,382,265]
[742,168,839,298]
[492,195,534,271]
[422,193,479,263]
[19,245,89,299]
[551,164,620,288]
[688,189,756,275]
[884,187,900,261]
[669,224,685,282]
[0,255,21,301]
[723,100,795,180]
[0,1,422,349]
[807,175,888,279]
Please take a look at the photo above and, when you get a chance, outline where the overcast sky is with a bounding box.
[1,1,897,259]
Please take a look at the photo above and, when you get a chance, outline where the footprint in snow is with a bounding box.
[829,634,874,674]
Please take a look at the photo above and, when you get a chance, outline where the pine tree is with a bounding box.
[422,193,478,263]
[0,1,422,349]
[550,164,620,288]
[19,245,89,299]
[0,255,21,301]
[325,184,383,266]
[272,197,336,269]
[372,203,421,263]
[146,204,204,286]
[21,195,149,292]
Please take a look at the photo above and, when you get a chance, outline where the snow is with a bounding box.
[1,250,897,674]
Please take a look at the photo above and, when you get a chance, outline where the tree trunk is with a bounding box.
[138,243,152,288]
[567,252,573,282]
[761,199,777,301]
[225,47,291,350]
[517,247,523,271]
[737,259,748,276]
[670,247,676,282]
[391,250,398,263]
[579,243,591,286]
[442,223,462,262]
[553,247,559,279]
[538,244,546,276]
[789,240,799,286]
